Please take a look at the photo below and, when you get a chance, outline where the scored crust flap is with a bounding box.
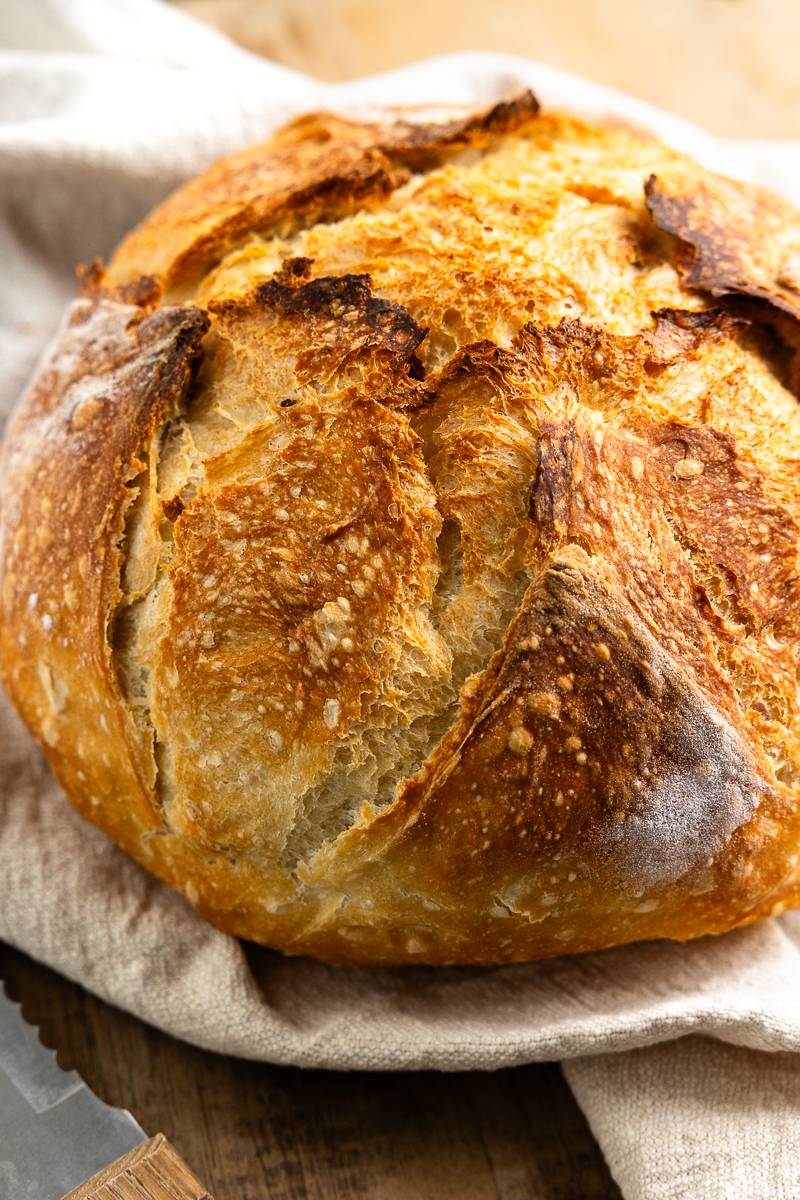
[294,366,800,964]
[0,271,209,847]
[645,171,800,321]
[323,553,773,954]
[110,92,540,294]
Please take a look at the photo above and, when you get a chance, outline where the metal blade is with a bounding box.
[0,983,146,1200]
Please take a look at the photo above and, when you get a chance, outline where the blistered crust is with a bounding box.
[3,99,800,965]
[110,92,540,293]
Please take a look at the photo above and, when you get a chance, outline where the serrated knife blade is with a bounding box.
[0,984,145,1199]
[0,984,211,1199]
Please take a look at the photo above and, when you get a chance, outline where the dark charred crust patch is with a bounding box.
[382,90,540,162]
[272,256,314,287]
[207,270,430,409]
[77,259,163,310]
[257,272,426,351]
[645,173,800,324]
[648,307,745,365]
[254,272,429,389]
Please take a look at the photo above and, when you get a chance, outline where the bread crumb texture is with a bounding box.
[4,94,800,964]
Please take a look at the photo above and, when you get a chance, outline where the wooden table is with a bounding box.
[0,941,621,1199]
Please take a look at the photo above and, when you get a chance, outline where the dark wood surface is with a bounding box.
[0,941,621,1200]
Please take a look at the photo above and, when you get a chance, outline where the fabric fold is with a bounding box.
[565,1039,800,1200]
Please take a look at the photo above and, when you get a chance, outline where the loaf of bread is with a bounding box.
[4,92,800,965]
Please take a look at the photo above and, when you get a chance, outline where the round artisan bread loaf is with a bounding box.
[4,93,800,965]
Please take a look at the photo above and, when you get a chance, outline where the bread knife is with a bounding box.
[0,983,213,1198]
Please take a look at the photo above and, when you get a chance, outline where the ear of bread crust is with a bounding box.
[109,93,540,295]
[645,172,800,321]
[330,554,774,951]
[0,273,209,848]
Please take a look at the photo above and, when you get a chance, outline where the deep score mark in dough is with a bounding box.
[4,92,800,965]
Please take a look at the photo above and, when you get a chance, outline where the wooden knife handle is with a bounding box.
[61,1132,213,1199]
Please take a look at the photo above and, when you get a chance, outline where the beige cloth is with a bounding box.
[4,3,800,1196]
[565,1039,800,1200]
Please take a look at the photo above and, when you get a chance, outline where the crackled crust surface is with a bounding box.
[3,96,800,965]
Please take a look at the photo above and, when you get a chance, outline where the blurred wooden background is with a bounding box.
[172,0,800,138]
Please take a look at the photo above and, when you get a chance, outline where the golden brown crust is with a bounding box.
[110,92,540,294]
[344,554,786,959]
[4,98,800,965]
